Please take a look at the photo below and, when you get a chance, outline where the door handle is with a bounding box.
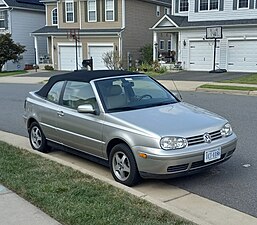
[57,111,64,117]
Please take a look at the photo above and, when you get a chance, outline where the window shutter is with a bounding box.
[97,0,100,22]
[256,0,257,8]
[74,2,77,22]
[102,0,105,22]
[85,1,88,22]
[219,0,224,11]
[114,0,118,21]
[4,11,8,29]
[175,0,179,13]
[233,0,237,10]
[250,0,254,9]
[195,0,199,12]
[63,2,66,22]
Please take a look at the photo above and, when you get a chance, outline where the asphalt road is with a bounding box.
[0,83,256,217]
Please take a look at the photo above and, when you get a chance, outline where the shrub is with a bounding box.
[44,65,54,70]
[139,44,153,65]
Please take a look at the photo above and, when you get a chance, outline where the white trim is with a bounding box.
[121,0,125,29]
[237,0,249,9]
[79,0,82,29]
[87,42,114,47]
[151,14,179,29]
[179,0,189,13]
[51,36,54,67]
[156,5,161,17]
[88,0,97,22]
[65,1,74,23]
[105,0,115,22]
[159,39,165,50]
[51,7,58,25]
[199,0,219,12]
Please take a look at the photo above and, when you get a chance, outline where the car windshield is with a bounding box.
[94,75,178,112]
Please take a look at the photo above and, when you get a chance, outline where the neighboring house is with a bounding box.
[33,0,171,71]
[151,0,257,72]
[0,0,46,71]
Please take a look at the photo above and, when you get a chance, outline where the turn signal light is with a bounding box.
[139,153,147,159]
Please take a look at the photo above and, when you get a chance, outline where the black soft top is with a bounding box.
[36,70,141,97]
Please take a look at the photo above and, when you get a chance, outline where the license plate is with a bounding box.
[204,147,221,163]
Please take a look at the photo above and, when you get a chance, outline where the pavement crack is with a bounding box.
[163,193,191,203]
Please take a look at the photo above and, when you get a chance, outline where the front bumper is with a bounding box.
[133,134,237,179]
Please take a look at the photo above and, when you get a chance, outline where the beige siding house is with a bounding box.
[33,0,171,71]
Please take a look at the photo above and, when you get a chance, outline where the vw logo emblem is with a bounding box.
[203,133,212,144]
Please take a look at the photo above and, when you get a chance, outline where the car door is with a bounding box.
[56,81,104,158]
[39,81,65,143]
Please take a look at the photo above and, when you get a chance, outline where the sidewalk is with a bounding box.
[0,184,61,225]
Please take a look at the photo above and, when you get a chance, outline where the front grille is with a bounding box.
[187,130,222,146]
[167,164,189,173]
[191,153,226,169]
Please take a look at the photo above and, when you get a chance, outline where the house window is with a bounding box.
[164,7,170,14]
[167,40,171,51]
[200,0,218,11]
[88,0,97,22]
[159,40,165,50]
[180,0,189,12]
[0,11,5,29]
[66,1,74,22]
[105,0,114,21]
[52,8,58,25]
[156,6,160,17]
[238,0,248,8]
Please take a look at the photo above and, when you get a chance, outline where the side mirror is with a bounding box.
[77,104,95,114]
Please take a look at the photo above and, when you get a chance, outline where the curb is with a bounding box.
[196,87,257,96]
[1,131,257,225]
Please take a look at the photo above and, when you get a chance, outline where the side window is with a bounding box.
[47,81,65,103]
[62,81,97,109]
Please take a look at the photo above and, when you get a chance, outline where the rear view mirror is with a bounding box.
[77,104,95,114]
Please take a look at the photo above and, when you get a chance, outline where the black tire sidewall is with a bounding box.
[29,122,47,152]
[110,143,140,186]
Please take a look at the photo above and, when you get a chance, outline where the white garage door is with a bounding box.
[59,45,82,71]
[228,40,257,72]
[189,41,220,71]
[88,45,113,70]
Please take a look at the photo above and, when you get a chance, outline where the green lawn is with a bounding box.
[200,84,257,91]
[0,70,28,77]
[0,142,193,225]
[221,74,257,84]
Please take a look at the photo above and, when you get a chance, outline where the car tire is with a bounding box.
[110,143,141,186]
[29,122,48,153]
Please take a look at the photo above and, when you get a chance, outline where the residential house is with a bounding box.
[33,0,172,71]
[151,0,257,72]
[0,0,46,71]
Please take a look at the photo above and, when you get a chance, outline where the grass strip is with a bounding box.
[0,141,193,225]
[0,70,28,77]
[200,84,257,91]
[221,74,257,84]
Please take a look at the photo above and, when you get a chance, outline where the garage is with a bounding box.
[88,45,114,70]
[227,40,257,72]
[59,45,83,71]
[189,41,220,71]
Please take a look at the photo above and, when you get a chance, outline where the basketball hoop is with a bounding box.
[206,26,222,39]
[67,29,80,42]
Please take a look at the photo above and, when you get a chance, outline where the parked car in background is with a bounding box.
[23,70,237,186]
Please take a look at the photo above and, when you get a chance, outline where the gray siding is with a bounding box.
[123,0,168,67]
[4,9,46,71]
[188,0,257,22]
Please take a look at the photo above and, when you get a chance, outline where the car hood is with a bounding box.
[106,102,227,137]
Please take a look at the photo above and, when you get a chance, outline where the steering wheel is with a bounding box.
[138,94,152,101]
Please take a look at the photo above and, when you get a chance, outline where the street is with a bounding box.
[0,83,256,217]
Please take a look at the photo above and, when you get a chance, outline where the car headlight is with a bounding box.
[160,136,188,150]
[221,123,233,137]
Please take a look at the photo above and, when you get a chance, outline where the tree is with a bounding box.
[139,44,153,65]
[0,33,26,72]
[102,51,120,70]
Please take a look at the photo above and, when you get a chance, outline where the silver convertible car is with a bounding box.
[24,70,237,186]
